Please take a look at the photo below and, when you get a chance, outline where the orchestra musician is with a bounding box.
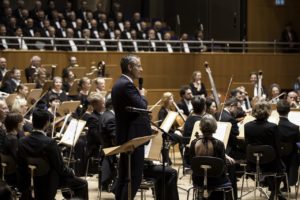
[189,70,207,97]
[62,70,76,93]
[217,98,244,160]
[17,108,89,200]
[277,100,300,191]
[111,54,152,200]
[94,77,106,93]
[0,68,22,94]
[286,91,299,108]
[205,97,218,117]
[244,101,285,200]
[177,85,194,116]
[269,83,281,104]
[43,76,69,106]
[34,67,48,89]
[24,55,41,83]
[249,71,267,99]
[190,116,232,199]
[182,96,207,167]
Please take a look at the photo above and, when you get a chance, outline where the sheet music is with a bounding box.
[288,111,300,126]
[189,121,232,148]
[160,111,178,133]
[59,119,86,146]
[144,132,163,161]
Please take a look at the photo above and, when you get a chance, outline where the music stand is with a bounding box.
[27,89,43,105]
[5,93,17,108]
[103,135,155,200]
[57,101,81,116]
[42,80,53,93]
[23,83,36,91]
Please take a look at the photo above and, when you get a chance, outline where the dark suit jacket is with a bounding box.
[177,99,190,116]
[111,75,152,199]
[18,130,74,200]
[111,75,151,145]
[278,117,300,185]
[86,110,102,155]
[218,110,239,149]
[25,66,37,83]
[244,120,284,172]
[0,78,18,94]
[100,109,116,148]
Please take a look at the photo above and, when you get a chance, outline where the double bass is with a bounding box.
[204,61,220,108]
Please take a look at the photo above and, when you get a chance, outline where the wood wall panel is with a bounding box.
[247,0,300,41]
[1,51,300,99]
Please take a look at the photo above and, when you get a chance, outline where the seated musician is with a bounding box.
[286,91,299,108]
[42,76,69,108]
[74,77,91,119]
[95,77,106,93]
[230,88,247,118]
[269,83,281,104]
[62,56,78,82]
[158,92,186,165]
[15,84,29,101]
[205,97,217,117]
[86,92,106,157]
[0,68,21,94]
[244,101,285,200]
[177,85,194,116]
[182,96,207,167]
[277,100,300,191]
[17,108,88,200]
[2,112,23,187]
[11,98,32,135]
[34,68,48,89]
[62,70,76,93]
[217,98,245,159]
[190,116,231,199]
[24,55,41,83]
[249,71,267,99]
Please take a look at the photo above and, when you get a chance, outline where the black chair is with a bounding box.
[240,145,289,200]
[0,154,21,199]
[0,154,16,182]
[187,156,234,200]
[26,157,73,199]
[139,177,156,200]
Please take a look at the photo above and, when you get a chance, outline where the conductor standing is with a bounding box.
[111,55,152,199]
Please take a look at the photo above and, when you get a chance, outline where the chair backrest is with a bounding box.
[279,142,293,157]
[191,156,224,177]
[26,157,50,177]
[246,145,275,165]
[0,154,16,175]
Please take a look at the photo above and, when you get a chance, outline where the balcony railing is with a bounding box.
[1,36,299,53]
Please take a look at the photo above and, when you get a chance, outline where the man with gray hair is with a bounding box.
[25,55,41,82]
[111,55,151,199]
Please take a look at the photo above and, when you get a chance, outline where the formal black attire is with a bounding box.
[244,119,285,192]
[190,137,230,199]
[17,130,88,200]
[189,82,207,97]
[0,78,18,94]
[86,110,102,156]
[111,75,152,200]
[278,116,300,185]
[218,109,242,158]
[177,99,191,116]
[1,133,19,187]
[143,161,179,200]
[25,66,38,83]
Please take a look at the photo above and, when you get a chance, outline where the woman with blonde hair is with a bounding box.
[189,70,207,97]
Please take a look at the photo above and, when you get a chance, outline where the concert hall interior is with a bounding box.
[0,0,300,200]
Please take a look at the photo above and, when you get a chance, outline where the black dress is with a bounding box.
[189,82,207,97]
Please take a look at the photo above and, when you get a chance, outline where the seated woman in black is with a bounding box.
[2,112,23,187]
[190,116,230,199]
[244,101,285,200]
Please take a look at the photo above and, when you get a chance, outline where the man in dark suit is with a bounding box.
[86,92,106,156]
[177,85,193,116]
[0,68,21,94]
[25,55,41,83]
[217,98,244,159]
[17,108,88,200]
[111,55,152,200]
[277,100,300,189]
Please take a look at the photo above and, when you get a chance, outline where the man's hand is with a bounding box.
[139,88,146,96]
